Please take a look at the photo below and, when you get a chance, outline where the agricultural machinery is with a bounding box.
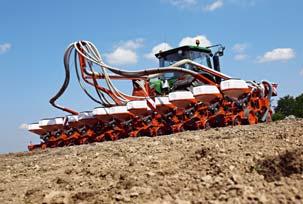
[27,40,277,150]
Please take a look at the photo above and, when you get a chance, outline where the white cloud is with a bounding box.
[232,43,248,61]
[179,35,211,47]
[19,123,28,130]
[204,0,224,11]
[232,43,248,53]
[300,68,303,77]
[106,48,137,65]
[145,42,173,61]
[117,39,144,50]
[165,0,254,12]
[106,39,143,65]
[165,0,197,8]
[145,35,211,61]
[234,54,247,61]
[0,43,11,54]
[257,48,295,63]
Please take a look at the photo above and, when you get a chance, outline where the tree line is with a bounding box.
[272,93,303,121]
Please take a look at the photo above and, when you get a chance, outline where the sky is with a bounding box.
[0,0,302,153]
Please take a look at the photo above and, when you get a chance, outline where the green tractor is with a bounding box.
[149,41,225,95]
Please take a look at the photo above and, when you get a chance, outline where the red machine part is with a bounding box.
[27,41,276,151]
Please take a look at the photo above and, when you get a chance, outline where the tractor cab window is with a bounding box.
[158,49,212,81]
[159,50,211,68]
[160,50,185,67]
[188,51,210,67]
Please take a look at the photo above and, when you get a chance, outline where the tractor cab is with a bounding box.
[155,45,213,68]
[150,41,225,95]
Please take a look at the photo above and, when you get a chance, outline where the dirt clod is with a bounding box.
[255,148,303,182]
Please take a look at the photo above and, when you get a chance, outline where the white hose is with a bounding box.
[71,40,233,106]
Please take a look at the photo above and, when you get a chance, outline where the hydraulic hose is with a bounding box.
[76,42,215,82]
[50,40,234,114]
[49,45,79,115]
[74,50,103,105]
[73,41,218,106]
[261,80,273,122]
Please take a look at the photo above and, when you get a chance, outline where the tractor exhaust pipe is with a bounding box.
[213,53,222,83]
[207,44,225,84]
[213,55,221,73]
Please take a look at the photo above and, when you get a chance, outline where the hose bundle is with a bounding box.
[49,40,225,114]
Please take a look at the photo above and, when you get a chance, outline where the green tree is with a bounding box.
[273,93,303,121]
[275,95,296,116]
[294,94,303,118]
[272,112,285,121]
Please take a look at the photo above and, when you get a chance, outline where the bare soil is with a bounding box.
[0,119,303,204]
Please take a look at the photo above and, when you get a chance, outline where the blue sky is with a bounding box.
[0,0,302,153]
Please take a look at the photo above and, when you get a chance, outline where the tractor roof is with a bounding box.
[155,45,212,58]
